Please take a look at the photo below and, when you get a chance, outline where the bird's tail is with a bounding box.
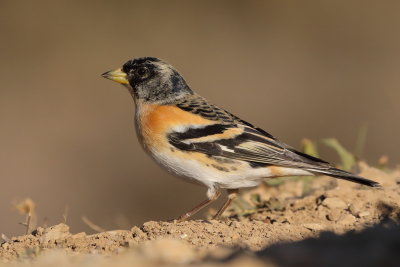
[307,167,382,188]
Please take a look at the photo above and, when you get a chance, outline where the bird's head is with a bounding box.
[102,57,192,103]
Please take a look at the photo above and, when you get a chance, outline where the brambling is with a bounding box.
[102,57,381,221]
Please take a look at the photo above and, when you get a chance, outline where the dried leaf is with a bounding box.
[14,198,36,215]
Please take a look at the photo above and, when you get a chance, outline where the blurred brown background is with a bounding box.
[0,0,399,236]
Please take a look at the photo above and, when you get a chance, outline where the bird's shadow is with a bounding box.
[212,201,400,267]
[254,201,400,267]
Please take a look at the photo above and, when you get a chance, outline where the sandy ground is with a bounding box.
[1,162,399,267]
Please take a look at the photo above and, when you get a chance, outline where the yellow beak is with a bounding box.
[101,68,129,84]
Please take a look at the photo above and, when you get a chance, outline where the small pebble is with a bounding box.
[358,211,370,218]
[338,214,356,225]
[322,197,347,210]
[327,210,342,221]
[180,233,188,239]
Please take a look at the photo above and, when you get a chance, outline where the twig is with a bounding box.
[19,213,32,234]
[25,213,31,234]
[81,216,106,233]
[63,205,69,224]
[14,198,36,235]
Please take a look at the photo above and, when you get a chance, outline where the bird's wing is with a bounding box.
[171,95,330,169]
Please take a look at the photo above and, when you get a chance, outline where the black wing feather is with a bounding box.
[170,95,380,187]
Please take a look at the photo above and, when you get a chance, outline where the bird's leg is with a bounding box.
[212,189,239,219]
[176,189,221,222]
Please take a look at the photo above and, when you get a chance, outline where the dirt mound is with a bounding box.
[1,163,399,266]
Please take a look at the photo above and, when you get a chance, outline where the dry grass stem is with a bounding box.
[63,205,69,224]
[81,216,106,233]
[1,233,10,242]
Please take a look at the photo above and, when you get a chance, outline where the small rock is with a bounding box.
[180,233,188,239]
[32,227,44,237]
[322,197,347,210]
[338,214,356,225]
[358,211,370,218]
[348,204,361,216]
[131,226,147,239]
[39,224,71,244]
[71,232,86,239]
[326,210,342,221]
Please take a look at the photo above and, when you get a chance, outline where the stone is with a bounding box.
[322,197,347,210]
[326,209,342,221]
[338,214,356,225]
[358,211,370,218]
[39,224,71,244]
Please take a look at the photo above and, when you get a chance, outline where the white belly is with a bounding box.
[148,148,269,189]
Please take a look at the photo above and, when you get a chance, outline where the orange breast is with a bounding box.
[138,104,215,150]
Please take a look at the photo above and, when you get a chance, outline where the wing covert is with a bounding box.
[171,95,330,169]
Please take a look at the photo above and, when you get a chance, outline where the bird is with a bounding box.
[101,57,381,221]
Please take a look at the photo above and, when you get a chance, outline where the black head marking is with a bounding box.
[170,70,190,94]
[121,57,193,103]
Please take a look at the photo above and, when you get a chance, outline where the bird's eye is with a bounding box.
[137,67,148,76]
